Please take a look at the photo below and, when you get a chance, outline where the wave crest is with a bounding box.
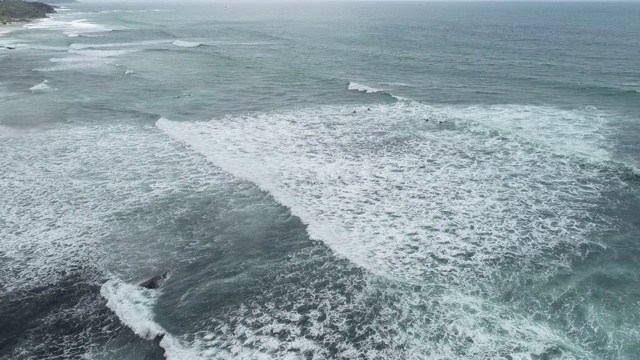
[30,80,52,93]
[172,40,203,48]
[347,81,383,93]
[101,278,205,360]
[347,81,408,101]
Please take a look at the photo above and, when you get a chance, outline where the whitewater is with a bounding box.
[1,2,639,360]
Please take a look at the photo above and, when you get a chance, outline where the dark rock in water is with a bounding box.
[139,272,170,289]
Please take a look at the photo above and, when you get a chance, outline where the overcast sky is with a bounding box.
[78,0,640,2]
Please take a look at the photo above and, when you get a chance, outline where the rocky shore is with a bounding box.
[0,0,56,24]
[1,17,35,25]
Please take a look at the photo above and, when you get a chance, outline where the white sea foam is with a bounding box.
[431,104,616,162]
[175,246,590,360]
[29,80,52,93]
[157,103,618,288]
[155,103,628,358]
[0,120,238,357]
[0,42,68,52]
[35,60,102,72]
[68,49,137,58]
[347,81,383,93]
[0,121,227,292]
[101,278,206,360]
[101,279,165,339]
[172,40,203,48]
[207,41,278,46]
[99,10,133,14]
[69,40,173,50]
[35,49,137,72]
[382,82,413,87]
[348,81,410,101]
[0,105,629,359]
[23,18,110,34]
[0,123,144,292]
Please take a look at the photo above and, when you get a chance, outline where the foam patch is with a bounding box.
[157,102,620,287]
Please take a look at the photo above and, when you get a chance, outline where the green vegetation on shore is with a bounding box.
[0,0,56,24]
[38,0,78,3]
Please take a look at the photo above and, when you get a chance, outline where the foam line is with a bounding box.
[101,279,165,339]
[101,278,206,360]
[172,40,203,48]
[156,103,620,289]
[34,49,137,72]
[69,40,173,50]
[29,80,52,93]
[23,18,110,34]
[348,81,383,94]
[347,81,410,101]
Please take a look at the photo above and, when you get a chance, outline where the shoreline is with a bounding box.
[0,27,15,37]
[0,19,33,36]
[2,19,33,25]
[1,18,40,37]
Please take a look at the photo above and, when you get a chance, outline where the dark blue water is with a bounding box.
[1,2,639,359]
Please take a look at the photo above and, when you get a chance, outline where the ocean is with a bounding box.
[1,1,639,359]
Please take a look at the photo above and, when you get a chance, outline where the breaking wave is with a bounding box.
[23,18,111,34]
[29,80,52,93]
[156,102,622,287]
[172,40,203,48]
[155,101,633,359]
[348,81,409,101]
[347,81,384,94]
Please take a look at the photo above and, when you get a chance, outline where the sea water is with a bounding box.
[1,2,639,359]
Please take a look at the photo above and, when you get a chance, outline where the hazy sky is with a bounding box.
[79,0,640,2]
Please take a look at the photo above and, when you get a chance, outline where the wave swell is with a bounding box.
[347,81,408,101]
[172,40,203,48]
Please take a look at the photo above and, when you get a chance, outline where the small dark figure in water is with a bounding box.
[352,110,357,114]
[438,120,445,124]
[367,108,371,111]
[425,118,429,122]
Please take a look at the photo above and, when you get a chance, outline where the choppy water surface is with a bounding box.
[1,2,639,359]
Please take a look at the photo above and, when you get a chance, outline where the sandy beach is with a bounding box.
[0,27,16,36]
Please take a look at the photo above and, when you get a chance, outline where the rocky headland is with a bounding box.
[0,0,56,25]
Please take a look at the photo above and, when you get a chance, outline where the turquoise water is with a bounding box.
[1,2,639,359]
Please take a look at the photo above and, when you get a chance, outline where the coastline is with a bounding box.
[0,27,15,36]
[1,20,35,39]
[2,18,33,26]
[1,17,39,36]
[0,1,56,28]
